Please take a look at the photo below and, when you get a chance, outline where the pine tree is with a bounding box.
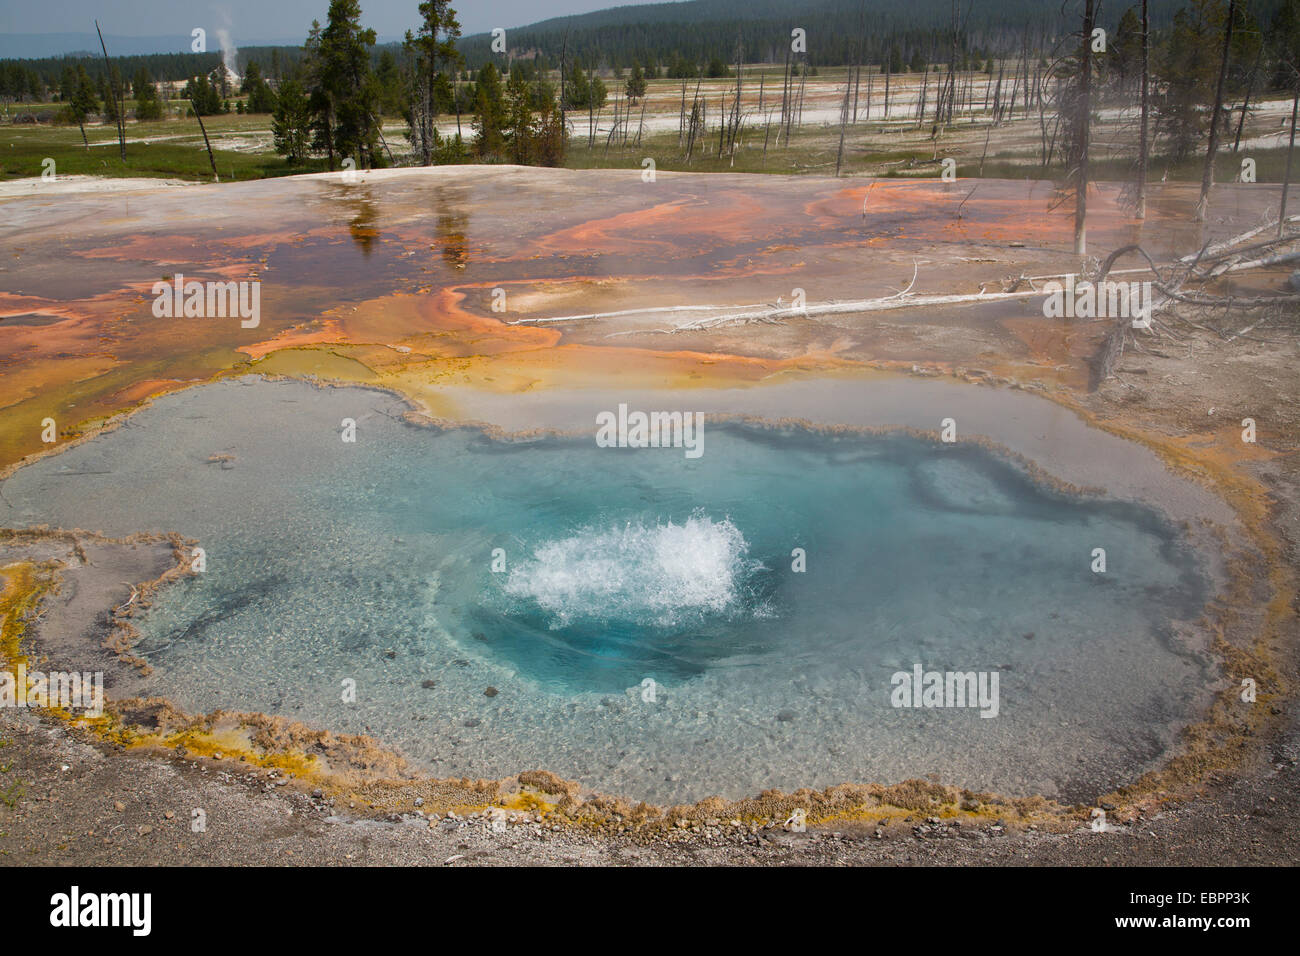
[133,67,163,120]
[308,0,383,170]
[505,68,535,164]
[472,61,507,158]
[101,70,122,122]
[62,65,99,147]
[374,49,404,116]
[59,66,76,103]
[566,60,591,108]
[626,61,646,102]
[183,74,223,115]
[405,0,462,165]
[1112,7,1143,92]
[1155,0,1225,163]
[272,78,313,163]
[242,60,277,113]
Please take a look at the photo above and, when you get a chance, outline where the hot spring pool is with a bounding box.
[1,378,1216,803]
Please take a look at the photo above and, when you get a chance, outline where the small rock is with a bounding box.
[163,810,175,820]
[484,686,498,698]
[113,801,126,812]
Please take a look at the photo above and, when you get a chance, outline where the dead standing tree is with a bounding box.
[1279,69,1300,237]
[95,20,126,161]
[189,96,220,181]
[1136,0,1150,219]
[835,66,853,176]
[1074,0,1096,256]
[1196,0,1237,222]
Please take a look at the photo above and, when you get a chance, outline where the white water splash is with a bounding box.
[504,512,758,627]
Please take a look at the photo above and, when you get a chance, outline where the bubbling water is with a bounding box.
[502,512,762,628]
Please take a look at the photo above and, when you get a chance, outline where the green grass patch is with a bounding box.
[0,115,330,182]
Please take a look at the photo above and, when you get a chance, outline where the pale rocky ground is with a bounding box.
[0,700,1295,866]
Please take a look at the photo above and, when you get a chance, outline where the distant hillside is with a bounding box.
[3,0,1291,78]
[453,0,1229,70]
[0,33,196,60]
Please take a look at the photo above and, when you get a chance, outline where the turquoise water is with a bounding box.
[1,379,1214,803]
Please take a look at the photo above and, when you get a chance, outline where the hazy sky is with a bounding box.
[0,0,678,42]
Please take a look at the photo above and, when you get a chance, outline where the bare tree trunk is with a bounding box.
[587,64,595,149]
[790,59,800,130]
[1197,0,1236,223]
[835,71,852,176]
[1075,0,1095,256]
[605,93,619,157]
[717,91,726,156]
[190,97,219,181]
[1232,42,1263,154]
[852,62,861,123]
[559,32,568,115]
[1279,77,1299,238]
[943,0,958,125]
[852,0,865,125]
[1022,29,1032,118]
[1037,66,1049,164]
[780,48,792,144]
[454,71,462,140]
[1007,58,1020,119]
[992,62,1004,124]
[678,77,686,148]
[95,20,126,161]
[729,39,743,156]
[1137,0,1150,219]
[691,74,704,154]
